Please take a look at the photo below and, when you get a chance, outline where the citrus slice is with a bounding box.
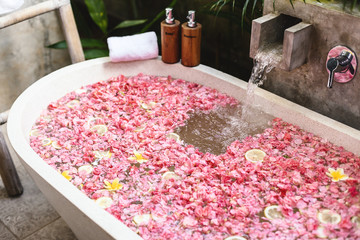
[41,138,52,146]
[51,141,62,149]
[78,165,93,175]
[141,102,156,110]
[245,149,266,163]
[224,236,247,240]
[351,216,360,228]
[133,214,152,225]
[264,205,283,220]
[93,150,112,160]
[315,226,327,239]
[166,133,180,142]
[91,124,108,136]
[162,171,181,180]
[95,197,113,209]
[317,209,341,224]
[29,129,41,137]
[86,117,102,127]
[66,99,80,108]
[135,125,146,132]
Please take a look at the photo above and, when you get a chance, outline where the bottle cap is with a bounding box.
[187,10,196,28]
[165,8,175,24]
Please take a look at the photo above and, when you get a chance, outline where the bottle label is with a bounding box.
[184,34,196,39]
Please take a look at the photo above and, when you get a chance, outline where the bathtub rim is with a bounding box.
[7,57,360,239]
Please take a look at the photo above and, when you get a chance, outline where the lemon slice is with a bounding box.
[133,214,152,225]
[317,209,341,224]
[91,124,108,136]
[166,133,180,142]
[315,226,327,239]
[78,165,93,174]
[29,129,41,137]
[51,141,62,149]
[95,197,113,209]
[245,149,266,163]
[135,125,146,132]
[224,236,247,240]
[264,205,283,220]
[41,138,52,146]
[66,99,80,108]
[141,102,156,110]
[93,150,112,160]
[162,171,181,180]
[86,117,102,127]
[351,216,360,228]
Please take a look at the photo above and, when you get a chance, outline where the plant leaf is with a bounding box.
[47,39,107,49]
[289,0,294,9]
[84,0,108,34]
[47,41,67,49]
[241,0,250,30]
[140,0,177,33]
[81,39,107,49]
[252,0,258,15]
[84,49,109,60]
[114,19,147,30]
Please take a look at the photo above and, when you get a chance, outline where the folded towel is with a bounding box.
[107,32,159,62]
[0,0,24,15]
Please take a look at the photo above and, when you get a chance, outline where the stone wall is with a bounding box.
[260,0,360,129]
[0,0,71,112]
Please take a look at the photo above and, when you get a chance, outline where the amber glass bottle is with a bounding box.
[181,10,202,67]
[161,8,180,64]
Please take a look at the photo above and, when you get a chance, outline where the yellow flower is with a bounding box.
[326,168,349,182]
[128,151,148,163]
[104,178,123,191]
[61,171,72,181]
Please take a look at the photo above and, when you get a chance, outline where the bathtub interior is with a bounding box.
[7,57,360,239]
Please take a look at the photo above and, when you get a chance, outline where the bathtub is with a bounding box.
[7,57,360,239]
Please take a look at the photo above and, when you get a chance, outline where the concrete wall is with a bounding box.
[0,0,71,113]
[260,0,360,129]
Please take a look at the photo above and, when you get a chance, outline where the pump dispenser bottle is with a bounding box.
[161,8,180,64]
[181,10,202,67]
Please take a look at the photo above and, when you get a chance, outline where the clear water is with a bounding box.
[176,49,282,155]
[175,105,274,155]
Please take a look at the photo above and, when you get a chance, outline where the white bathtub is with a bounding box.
[7,57,360,240]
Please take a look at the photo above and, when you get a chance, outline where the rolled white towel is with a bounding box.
[0,0,24,15]
[107,31,159,62]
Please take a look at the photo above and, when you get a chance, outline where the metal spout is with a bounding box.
[187,10,196,28]
[165,8,174,24]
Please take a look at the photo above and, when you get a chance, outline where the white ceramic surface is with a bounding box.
[7,57,360,240]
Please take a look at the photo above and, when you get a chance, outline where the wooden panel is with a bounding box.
[0,130,23,197]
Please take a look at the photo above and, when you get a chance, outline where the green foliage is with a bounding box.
[84,0,108,34]
[208,0,263,31]
[114,19,148,30]
[341,0,360,10]
[48,0,177,60]
[140,0,177,33]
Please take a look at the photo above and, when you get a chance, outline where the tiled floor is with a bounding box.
[0,124,77,240]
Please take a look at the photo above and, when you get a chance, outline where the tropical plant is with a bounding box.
[204,0,262,32]
[48,0,177,59]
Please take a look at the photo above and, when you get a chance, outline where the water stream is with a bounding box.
[176,48,282,155]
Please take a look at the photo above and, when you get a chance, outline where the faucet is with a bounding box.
[326,47,357,88]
